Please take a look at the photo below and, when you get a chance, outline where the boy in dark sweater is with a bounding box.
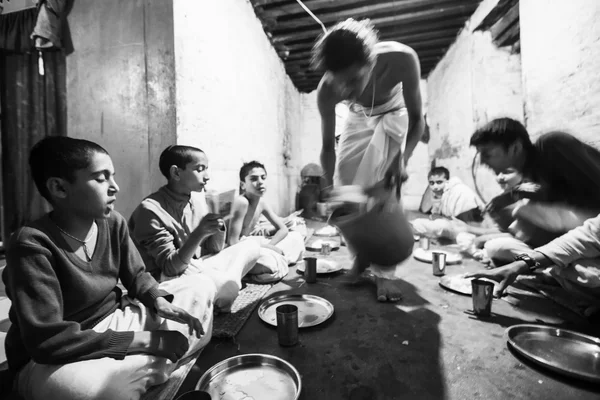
[2,137,215,400]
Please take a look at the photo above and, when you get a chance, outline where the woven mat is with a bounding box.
[140,349,203,400]
[213,283,273,338]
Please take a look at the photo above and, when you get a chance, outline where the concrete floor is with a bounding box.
[177,220,600,400]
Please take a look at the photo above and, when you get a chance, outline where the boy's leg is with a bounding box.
[198,240,261,311]
[549,258,600,311]
[275,231,305,265]
[484,236,531,266]
[16,274,217,400]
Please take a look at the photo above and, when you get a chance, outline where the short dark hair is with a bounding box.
[428,166,450,180]
[311,18,378,72]
[239,161,266,182]
[159,145,204,179]
[470,118,532,149]
[29,136,109,202]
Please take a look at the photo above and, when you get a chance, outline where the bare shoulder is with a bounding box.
[375,41,418,64]
[259,197,273,214]
[232,195,249,212]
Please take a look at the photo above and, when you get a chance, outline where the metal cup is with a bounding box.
[432,251,447,276]
[419,236,430,250]
[471,279,494,317]
[175,390,212,400]
[303,257,317,283]
[321,242,331,256]
[276,304,299,347]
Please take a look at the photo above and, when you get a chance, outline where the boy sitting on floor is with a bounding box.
[412,166,484,238]
[3,137,212,400]
[129,145,262,309]
[227,161,305,283]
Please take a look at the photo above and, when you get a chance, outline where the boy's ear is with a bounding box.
[46,177,68,199]
[169,165,180,181]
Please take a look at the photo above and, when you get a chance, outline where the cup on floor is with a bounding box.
[321,242,331,256]
[175,390,212,400]
[432,251,446,276]
[276,304,299,347]
[419,237,430,250]
[471,279,494,317]
[317,202,328,217]
[304,257,317,283]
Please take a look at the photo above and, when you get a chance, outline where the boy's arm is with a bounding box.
[5,242,134,365]
[130,207,190,277]
[116,216,173,307]
[227,197,249,246]
[262,201,289,247]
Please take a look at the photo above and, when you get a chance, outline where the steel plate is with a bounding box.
[296,259,343,275]
[195,353,301,400]
[413,248,462,265]
[258,294,334,328]
[506,324,600,383]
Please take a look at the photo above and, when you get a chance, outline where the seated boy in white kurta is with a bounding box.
[228,161,305,283]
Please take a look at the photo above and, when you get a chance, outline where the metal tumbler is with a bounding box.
[432,251,447,276]
[276,304,299,346]
[304,257,317,283]
[471,279,494,317]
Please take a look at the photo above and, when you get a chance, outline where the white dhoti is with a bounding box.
[335,92,409,279]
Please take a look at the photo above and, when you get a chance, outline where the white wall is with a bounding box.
[520,0,600,145]
[173,0,303,215]
[426,0,524,202]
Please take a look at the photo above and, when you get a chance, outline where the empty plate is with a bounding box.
[297,259,343,275]
[506,324,600,383]
[258,294,334,328]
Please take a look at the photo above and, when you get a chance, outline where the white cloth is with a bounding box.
[242,231,306,283]
[336,86,408,188]
[438,177,484,218]
[16,274,217,400]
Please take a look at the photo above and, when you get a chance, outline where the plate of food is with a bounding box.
[413,248,462,264]
[314,225,339,237]
[439,273,495,296]
[296,259,343,275]
[306,239,340,252]
[196,353,302,399]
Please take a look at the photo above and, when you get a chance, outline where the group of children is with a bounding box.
[2,137,305,400]
[413,164,527,265]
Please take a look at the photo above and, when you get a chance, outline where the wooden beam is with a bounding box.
[272,3,478,42]
[489,2,519,40]
[271,0,480,31]
[284,26,461,55]
[494,20,520,47]
[286,36,454,61]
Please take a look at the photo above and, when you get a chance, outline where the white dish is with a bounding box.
[306,239,340,252]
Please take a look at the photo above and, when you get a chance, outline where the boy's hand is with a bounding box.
[465,262,526,297]
[196,213,225,237]
[155,297,204,338]
[129,330,190,363]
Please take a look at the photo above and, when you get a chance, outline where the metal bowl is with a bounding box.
[195,353,302,400]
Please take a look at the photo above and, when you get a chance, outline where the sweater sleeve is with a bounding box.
[115,215,173,307]
[130,206,188,277]
[5,241,133,365]
[536,213,600,268]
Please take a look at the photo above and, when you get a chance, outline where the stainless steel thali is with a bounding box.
[195,353,301,400]
[506,324,600,383]
[258,294,334,328]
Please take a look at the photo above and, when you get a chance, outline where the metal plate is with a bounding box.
[413,248,462,265]
[506,324,600,383]
[306,239,340,252]
[296,259,343,275]
[439,273,496,296]
[258,294,334,328]
[195,353,301,400]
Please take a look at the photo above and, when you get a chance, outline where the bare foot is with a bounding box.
[375,277,403,302]
[345,254,370,284]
